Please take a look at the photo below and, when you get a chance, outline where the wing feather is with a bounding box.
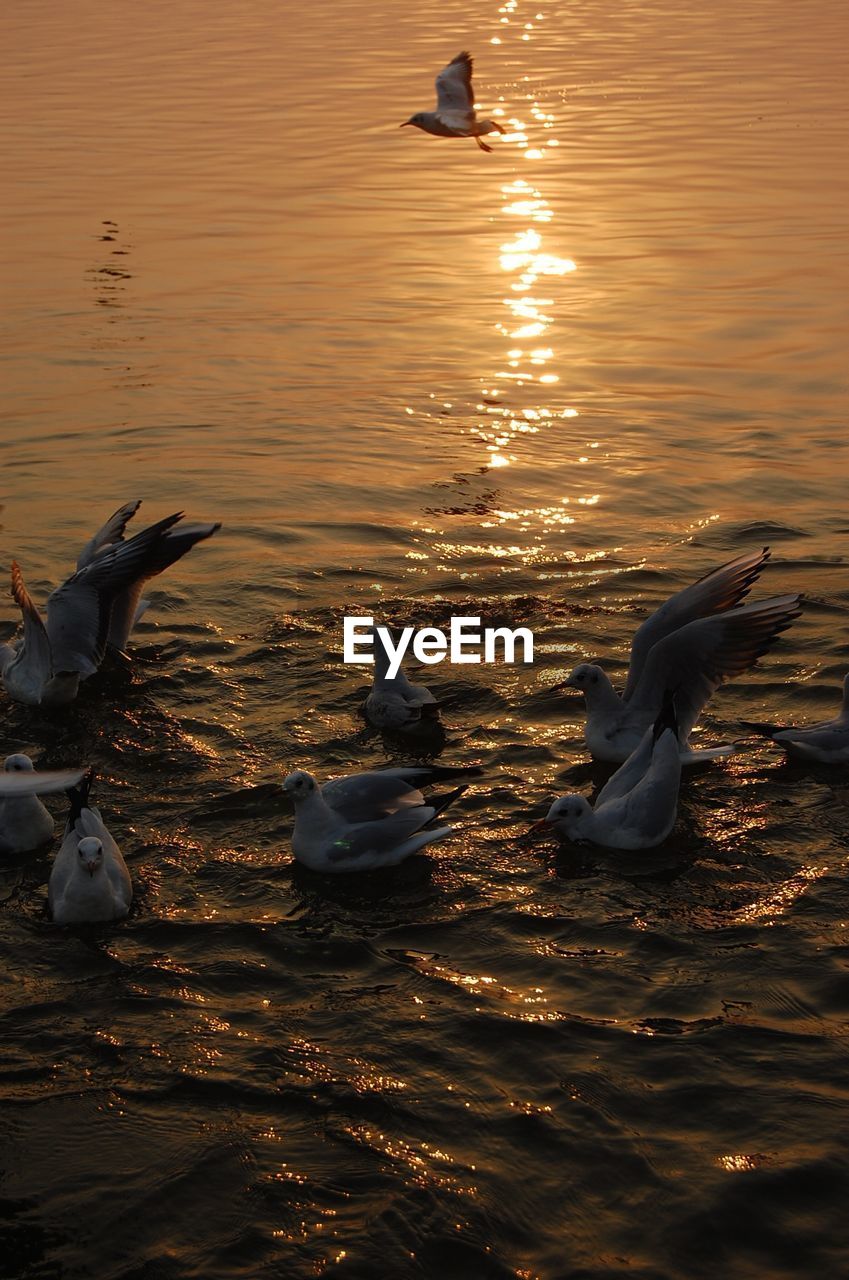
[628,594,802,741]
[76,499,142,570]
[435,51,474,116]
[624,547,770,700]
[325,807,436,863]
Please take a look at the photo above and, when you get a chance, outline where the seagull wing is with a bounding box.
[435,51,474,120]
[594,725,655,808]
[76,499,143,570]
[627,594,802,741]
[46,511,185,674]
[0,768,86,796]
[322,771,426,822]
[325,806,436,864]
[107,519,221,651]
[8,562,54,683]
[624,547,770,700]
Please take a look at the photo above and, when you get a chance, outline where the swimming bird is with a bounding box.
[1,506,221,706]
[283,766,472,872]
[744,672,849,763]
[48,775,132,924]
[0,754,87,854]
[558,547,802,763]
[536,692,683,850]
[364,629,441,732]
[401,52,505,153]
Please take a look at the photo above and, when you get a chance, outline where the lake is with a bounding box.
[2,1,848,1276]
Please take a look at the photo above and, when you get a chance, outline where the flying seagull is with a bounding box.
[557,547,802,763]
[401,52,505,152]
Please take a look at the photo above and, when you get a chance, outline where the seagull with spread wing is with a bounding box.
[557,547,802,763]
[401,51,505,152]
[1,503,220,706]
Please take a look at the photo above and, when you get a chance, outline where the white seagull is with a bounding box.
[364,629,441,732]
[401,52,506,153]
[1,503,221,706]
[536,692,682,850]
[283,765,473,872]
[48,775,132,924]
[745,673,849,763]
[0,754,87,854]
[558,547,802,763]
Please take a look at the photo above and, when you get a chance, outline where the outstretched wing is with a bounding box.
[8,561,54,683]
[627,594,802,742]
[107,519,221,651]
[46,512,184,674]
[435,51,474,119]
[0,768,86,797]
[624,547,770,700]
[76,499,142,570]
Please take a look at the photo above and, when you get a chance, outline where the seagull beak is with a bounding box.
[529,818,552,832]
[86,863,97,877]
[399,121,412,127]
[551,678,579,693]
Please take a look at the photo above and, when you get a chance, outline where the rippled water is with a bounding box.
[2,0,849,1276]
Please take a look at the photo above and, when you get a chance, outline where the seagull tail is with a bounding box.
[66,770,95,827]
[653,688,679,743]
[429,784,469,821]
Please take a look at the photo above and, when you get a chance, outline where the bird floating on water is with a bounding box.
[284,764,475,872]
[364,628,441,733]
[556,547,802,763]
[744,672,849,763]
[1,501,220,706]
[401,52,505,153]
[537,692,683,850]
[0,754,87,854]
[48,774,132,924]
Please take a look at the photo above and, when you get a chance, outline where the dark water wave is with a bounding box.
[3,540,849,1278]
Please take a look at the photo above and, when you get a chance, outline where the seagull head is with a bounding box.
[283,770,318,804]
[400,113,425,129]
[555,663,605,697]
[539,795,592,832]
[78,836,104,877]
[3,753,35,773]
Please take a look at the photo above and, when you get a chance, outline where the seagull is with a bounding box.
[401,52,506,153]
[744,673,849,763]
[0,754,87,854]
[536,691,682,850]
[1,504,221,706]
[364,629,441,732]
[557,547,802,763]
[48,775,132,924]
[283,765,474,872]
